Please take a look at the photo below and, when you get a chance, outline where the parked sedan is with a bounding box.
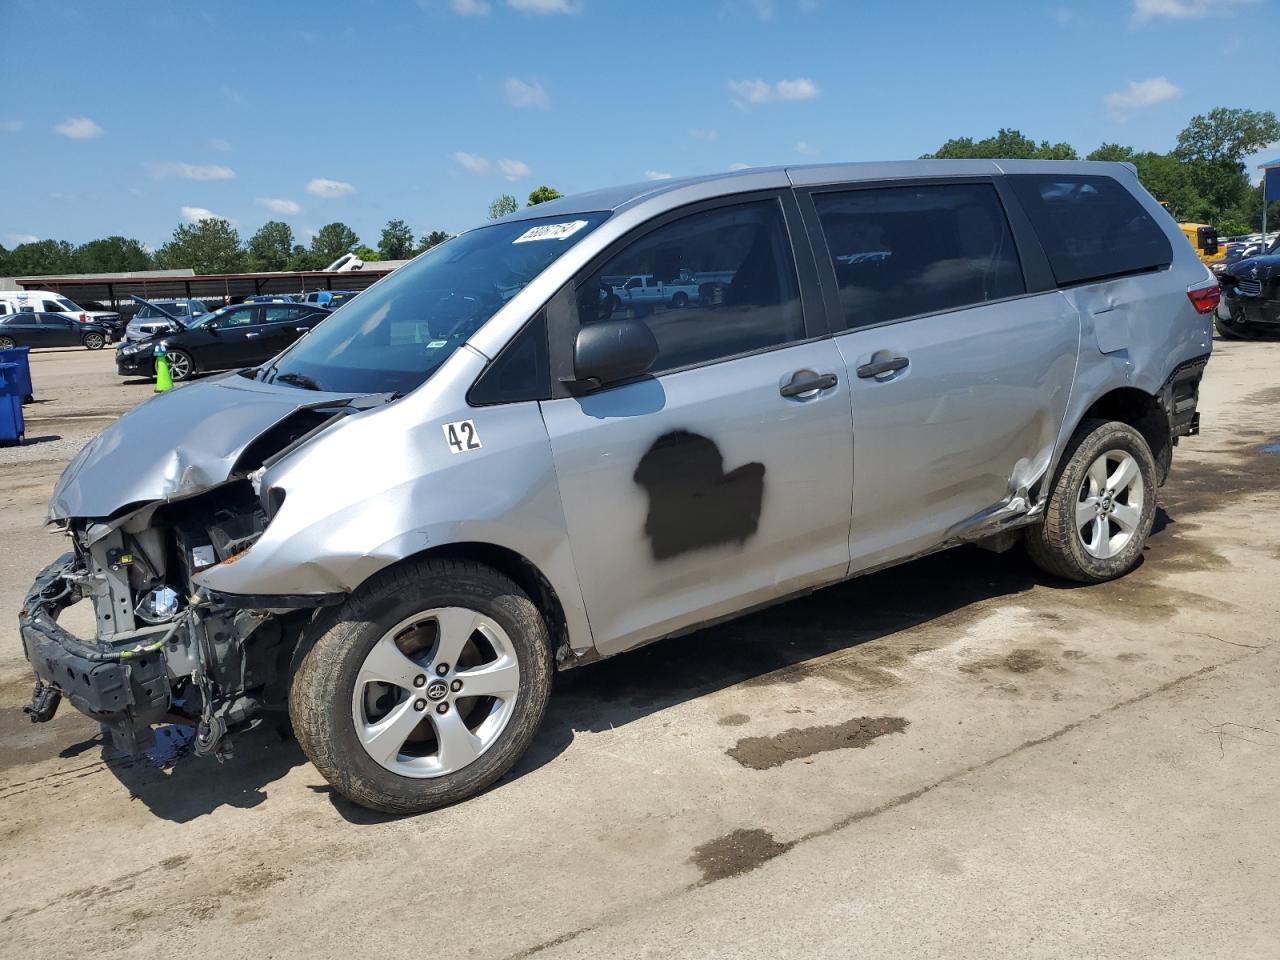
[115,301,331,380]
[0,312,111,350]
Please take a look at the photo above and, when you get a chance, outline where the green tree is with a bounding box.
[353,244,382,262]
[287,244,322,272]
[8,239,80,276]
[1085,143,1137,163]
[923,128,1078,161]
[73,236,153,273]
[309,222,361,265]
[246,221,294,272]
[0,243,8,277]
[378,219,415,260]
[526,185,562,206]
[1175,107,1280,165]
[155,219,245,274]
[488,194,518,220]
[418,230,451,252]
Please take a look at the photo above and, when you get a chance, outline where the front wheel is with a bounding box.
[289,559,553,814]
[165,348,193,381]
[1026,419,1158,583]
[670,292,689,308]
[1215,316,1246,340]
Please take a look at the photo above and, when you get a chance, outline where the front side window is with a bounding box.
[266,211,609,394]
[813,182,1025,330]
[209,307,258,329]
[578,199,804,375]
[1007,174,1172,287]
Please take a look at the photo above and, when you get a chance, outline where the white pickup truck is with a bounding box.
[612,274,701,308]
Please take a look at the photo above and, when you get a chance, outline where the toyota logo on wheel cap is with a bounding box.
[425,679,449,701]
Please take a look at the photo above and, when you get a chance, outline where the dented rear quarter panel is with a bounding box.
[192,347,595,656]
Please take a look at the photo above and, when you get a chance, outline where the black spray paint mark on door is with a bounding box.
[633,430,765,561]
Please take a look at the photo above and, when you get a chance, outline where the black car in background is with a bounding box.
[115,301,331,380]
[0,312,112,350]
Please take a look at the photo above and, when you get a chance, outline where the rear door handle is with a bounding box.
[780,370,839,397]
[856,356,909,379]
[295,326,310,332]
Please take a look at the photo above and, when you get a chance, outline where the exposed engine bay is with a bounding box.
[19,378,370,759]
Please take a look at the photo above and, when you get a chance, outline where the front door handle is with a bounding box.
[856,356,909,379]
[780,370,838,397]
[295,326,310,333]
[245,331,261,338]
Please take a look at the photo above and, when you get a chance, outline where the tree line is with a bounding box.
[1,184,564,278]
[924,107,1280,235]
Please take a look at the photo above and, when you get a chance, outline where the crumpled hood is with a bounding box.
[49,374,362,521]
[1223,254,1280,283]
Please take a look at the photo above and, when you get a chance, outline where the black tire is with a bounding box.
[670,292,689,308]
[1215,316,1246,340]
[1026,419,1158,584]
[289,558,553,814]
[166,349,194,381]
[0,336,14,349]
[82,332,105,350]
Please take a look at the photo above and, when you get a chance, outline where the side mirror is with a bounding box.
[570,319,658,389]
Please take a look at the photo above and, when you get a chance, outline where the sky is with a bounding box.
[1,0,1276,253]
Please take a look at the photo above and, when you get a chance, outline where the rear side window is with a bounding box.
[578,199,805,375]
[1007,174,1172,287]
[812,182,1025,330]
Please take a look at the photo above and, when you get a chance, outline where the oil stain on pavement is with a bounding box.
[690,828,795,883]
[727,716,909,770]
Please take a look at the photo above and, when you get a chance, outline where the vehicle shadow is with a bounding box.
[104,539,1122,823]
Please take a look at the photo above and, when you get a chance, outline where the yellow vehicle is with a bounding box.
[1178,222,1225,264]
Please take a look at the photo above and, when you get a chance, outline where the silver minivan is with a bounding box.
[20,160,1217,813]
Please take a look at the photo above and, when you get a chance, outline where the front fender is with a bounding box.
[194,358,595,656]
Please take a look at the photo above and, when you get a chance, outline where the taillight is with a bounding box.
[1187,283,1220,315]
[79,313,87,323]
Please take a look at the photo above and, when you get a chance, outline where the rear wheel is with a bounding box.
[670,291,689,308]
[0,336,14,349]
[289,558,553,814]
[1027,419,1157,584]
[165,349,193,381]
[82,332,105,350]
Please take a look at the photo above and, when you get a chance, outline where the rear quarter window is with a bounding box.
[1008,174,1172,287]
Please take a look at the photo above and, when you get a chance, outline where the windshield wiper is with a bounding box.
[274,372,324,391]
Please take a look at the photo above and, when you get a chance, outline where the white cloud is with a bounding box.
[728,77,819,108]
[794,140,819,156]
[0,120,22,133]
[644,170,674,180]
[54,116,103,139]
[454,151,493,175]
[306,177,356,198]
[498,158,531,180]
[689,128,719,142]
[507,0,581,11]
[451,0,492,13]
[6,233,40,246]
[1133,0,1256,19]
[1104,76,1181,117]
[208,138,233,151]
[180,206,235,225]
[148,162,236,181]
[729,162,753,171]
[505,77,550,109]
[257,197,302,215]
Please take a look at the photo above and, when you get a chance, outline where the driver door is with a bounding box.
[203,305,263,368]
[540,193,855,657]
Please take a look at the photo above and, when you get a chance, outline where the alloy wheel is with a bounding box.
[167,351,192,380]
[1076,449,1144,560]
[350,607,521,779]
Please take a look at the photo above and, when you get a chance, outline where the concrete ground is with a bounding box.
[1,340,1278,959]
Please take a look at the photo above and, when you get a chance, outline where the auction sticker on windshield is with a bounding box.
[512,220,589,244]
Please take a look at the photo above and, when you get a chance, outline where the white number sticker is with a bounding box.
[443,419,482,454]
[512,220,588,244]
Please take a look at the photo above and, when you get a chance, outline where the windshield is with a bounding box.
[265,212,608,394]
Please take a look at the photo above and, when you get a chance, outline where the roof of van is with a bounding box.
[500,159,1138,223]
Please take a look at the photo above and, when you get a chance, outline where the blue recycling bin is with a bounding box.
[0,362,25,445]
[0,346,32,403]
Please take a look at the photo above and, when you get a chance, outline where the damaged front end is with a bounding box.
[19,374,372,758]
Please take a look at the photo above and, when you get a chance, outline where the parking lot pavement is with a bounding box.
[1,340,1278,959]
